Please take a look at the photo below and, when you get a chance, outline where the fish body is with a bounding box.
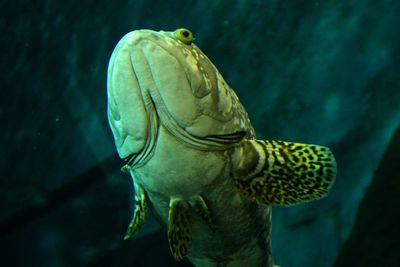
[107,29,336,267]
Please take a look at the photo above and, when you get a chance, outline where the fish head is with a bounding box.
[107,28,254,159]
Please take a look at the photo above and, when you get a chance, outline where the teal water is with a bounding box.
[0,0,399,266]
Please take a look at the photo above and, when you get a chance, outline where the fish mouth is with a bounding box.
[107,30,169,161]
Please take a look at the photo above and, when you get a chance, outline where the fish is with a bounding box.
[107,28,336,267]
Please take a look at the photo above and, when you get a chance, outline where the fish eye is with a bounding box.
[173,28,193,45]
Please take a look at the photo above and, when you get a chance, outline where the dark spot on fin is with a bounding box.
[232,140,337,205]
[124,182,148,240]
[168,198,193,261]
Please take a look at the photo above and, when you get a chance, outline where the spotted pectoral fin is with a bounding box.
[124,182,148,240]
[168,198,193,261]
[232,140,337,205]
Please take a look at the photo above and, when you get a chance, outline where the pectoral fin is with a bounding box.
[232,140,336,205]
[168,198,193,261]
[124,182,148,240]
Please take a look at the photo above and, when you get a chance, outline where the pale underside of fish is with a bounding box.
[107,28,337,267]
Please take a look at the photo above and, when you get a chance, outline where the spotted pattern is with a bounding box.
[124,184,148,239]
[168,199,193,261]
[234,140,336,205]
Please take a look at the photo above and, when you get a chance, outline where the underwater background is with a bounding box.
[1,0,399,266]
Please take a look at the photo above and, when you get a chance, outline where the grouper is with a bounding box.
[107,28,337,267]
